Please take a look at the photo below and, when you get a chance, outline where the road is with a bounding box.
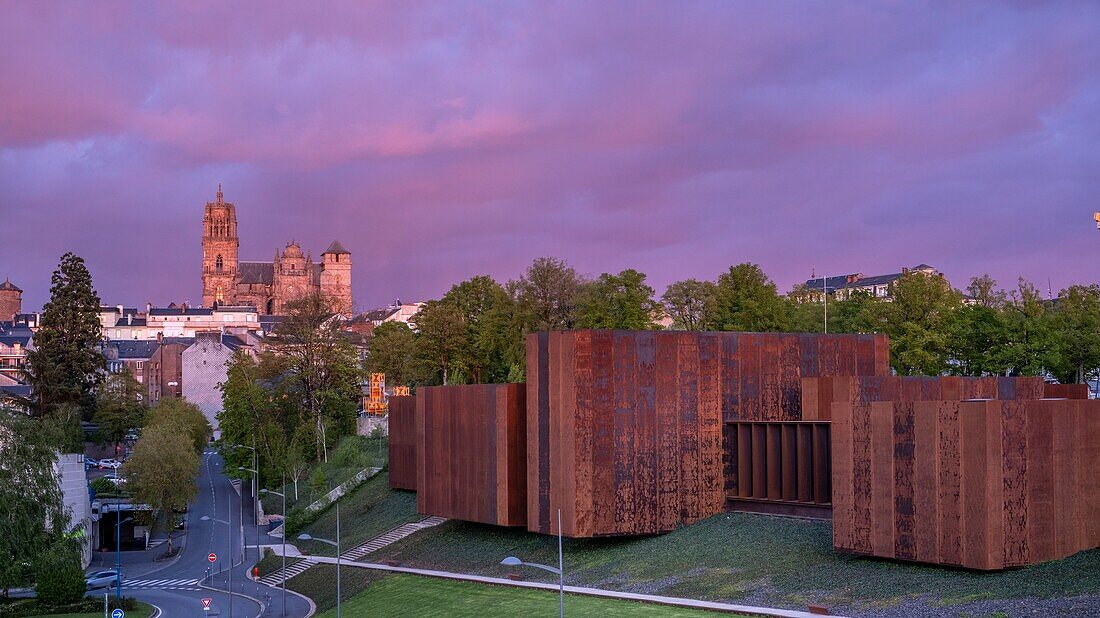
[106,451,313,618]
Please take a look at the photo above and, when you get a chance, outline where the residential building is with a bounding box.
[181,332,254,439]
[800,264,943,301]
[0,324,32,383]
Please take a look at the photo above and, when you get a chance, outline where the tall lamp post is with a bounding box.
[239,467,259,564]
[231,442,258,560]
[297,500,341,618]
[201,503,236,618]
[500,509,565,618]
[260,480,287,617]
[112,465,132,601]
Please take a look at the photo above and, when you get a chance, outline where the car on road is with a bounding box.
[85,457,99,469]
[85,569,120,590]
[98,458,122,470]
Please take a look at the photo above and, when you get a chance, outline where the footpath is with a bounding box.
[265,544,846,618]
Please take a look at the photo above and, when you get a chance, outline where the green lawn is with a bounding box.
[294,471,421,558]
[27,601,155,617]
[369,511,1100,611]
[313,573,749,617]
[285,563,387,614]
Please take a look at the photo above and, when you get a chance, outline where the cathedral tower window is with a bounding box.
[216,254,224,272]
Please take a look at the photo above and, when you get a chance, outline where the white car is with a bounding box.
[85,569,120,590]
[98,459,122,470]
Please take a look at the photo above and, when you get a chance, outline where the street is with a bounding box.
[101,451,312,618]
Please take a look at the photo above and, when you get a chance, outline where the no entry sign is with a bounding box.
[208,552,217,563]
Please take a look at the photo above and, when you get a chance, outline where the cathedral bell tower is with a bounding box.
[201,184,239,307]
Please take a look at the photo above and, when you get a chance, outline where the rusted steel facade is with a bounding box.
[726,421,832,518]
[801,375,1046,421]
[387,395,417,491]
[832,398,1100,569]
[416,384,527,527]
[526,330,888,537]
[1044,383,1090,399]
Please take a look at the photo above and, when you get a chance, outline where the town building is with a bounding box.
[0,322,32,384]
[0,278,21,322]
[181,331,255,439]
[200,185,353,315]
[800,263,943,301]
[99,303,264,340]
[347,300,425,336]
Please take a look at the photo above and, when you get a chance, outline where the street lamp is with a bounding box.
[231,442,259,554]
[239,467,259,563]
[500,509,565,618]
[297,501,341,618]
[114,514,132,601]
[260,481,287,617]
[201,506,235,618]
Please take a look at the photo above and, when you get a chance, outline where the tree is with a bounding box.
[144,398,212,454]
[997,279,1058,376]
[411,301,466,385]
[94,368,147,451]
[948,276,1009,376]
[879,271,963,375]
[26,253,105,423]
[662,279,716,331]
[576,269,660,329]
[508,257,587,331]
[363,322,416,386]
[1051,284,1100,384]
[33,542,85,606]
[264,293,362,462]
[0,412,67,596]
[828,290,883,334]
[967,274,1008,308]
[440,276,519,383]
[123,423,199,555]
[706,263,789,332]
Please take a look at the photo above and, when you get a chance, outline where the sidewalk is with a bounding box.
[268,546,845,618]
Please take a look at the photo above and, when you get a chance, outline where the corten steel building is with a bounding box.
[388,329,1100,570]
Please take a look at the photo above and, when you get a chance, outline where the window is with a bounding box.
[216,254,224,272]
[136,361,143,370]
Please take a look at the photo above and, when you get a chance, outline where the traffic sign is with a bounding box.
[208,552,217,563]
[112,609,124,618]
[202,598,212,610]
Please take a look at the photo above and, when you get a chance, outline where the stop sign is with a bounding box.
[208,552,217,563]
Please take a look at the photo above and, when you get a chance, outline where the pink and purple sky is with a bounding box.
[1,1,1098,312]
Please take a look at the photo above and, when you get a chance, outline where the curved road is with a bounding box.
[117,451,312,617]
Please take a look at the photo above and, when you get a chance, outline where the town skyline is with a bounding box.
[3,2,1099,311]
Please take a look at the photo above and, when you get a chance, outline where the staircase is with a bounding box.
[258,558,316,587]
[340,517,448,561]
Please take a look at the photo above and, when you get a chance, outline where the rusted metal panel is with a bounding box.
[833,398,1100,569]
[387,395,418,491]
[726,421,832,518]
[416,383,526,527]
[1044,383,1089,399]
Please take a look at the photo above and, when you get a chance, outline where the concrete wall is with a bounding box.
[56,453,92,567]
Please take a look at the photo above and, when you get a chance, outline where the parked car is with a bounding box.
[84,457,99,470]
[98,458,122,470]
[85,569,120,590]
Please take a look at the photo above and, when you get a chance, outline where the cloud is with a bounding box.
[1,1,1098,310]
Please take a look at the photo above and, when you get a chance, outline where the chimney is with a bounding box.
[902,267,909,275]
[117,304,124,315]
[146,303,152,314]
[127,314,132,325]
[156,332,163,343]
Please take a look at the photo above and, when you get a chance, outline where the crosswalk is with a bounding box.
[123,578,201,590]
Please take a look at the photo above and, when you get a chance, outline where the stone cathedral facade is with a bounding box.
[201,186,352,315]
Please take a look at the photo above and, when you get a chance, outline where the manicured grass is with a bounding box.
[313,573,748,617]
[284,563,386,614]
[370,511,1100,611]
[27,601,155,617]
[295,471,420,558]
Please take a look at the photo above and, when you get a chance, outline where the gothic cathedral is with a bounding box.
[201,186,352,315]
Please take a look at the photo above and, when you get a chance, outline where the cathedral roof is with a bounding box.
[323,240,350,255]
[239,262,275,285]
[0,278,21,293]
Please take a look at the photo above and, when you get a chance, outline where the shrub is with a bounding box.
[89,477,115,494]
[34,543,85,607]
[332,436,366,468]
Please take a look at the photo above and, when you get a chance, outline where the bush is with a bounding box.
[34,543,86,607]
[90,477,116,494]
[310,468,328,499]
[332,436,367,468]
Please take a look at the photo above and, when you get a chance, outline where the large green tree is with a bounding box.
[411,300,466,385]
[1051,284,1100,384]
[26,252,105,424]
[997,279,1058,376]
[879,271,963,375]
[440,276,519,383]
[218,351,296,484]
[0,412,68,596]
[576,269,660,329]
[123,422,199,555]
[706,263,789,332]
[144,398,212,454]
[94,368,147,450]
[508,257,587,332]
[948,275,1009,376]
[662,279,716,331]
[363,322,417,387]
[264,294,361,462]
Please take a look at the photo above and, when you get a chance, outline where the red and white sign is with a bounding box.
[207,552,217,563]
[201,598,212,610]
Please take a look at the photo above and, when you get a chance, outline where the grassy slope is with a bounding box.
[254,548,302,577]
[370,511,1100,610]
[285,563,387,614]
[295,471,420,558]
[313,573,748,618]
[261,435,390,515]
[27,601,156,618]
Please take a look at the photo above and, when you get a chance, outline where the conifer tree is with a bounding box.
[27,252,105,422]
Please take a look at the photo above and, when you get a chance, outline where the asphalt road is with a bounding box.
[103,451,312,618]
